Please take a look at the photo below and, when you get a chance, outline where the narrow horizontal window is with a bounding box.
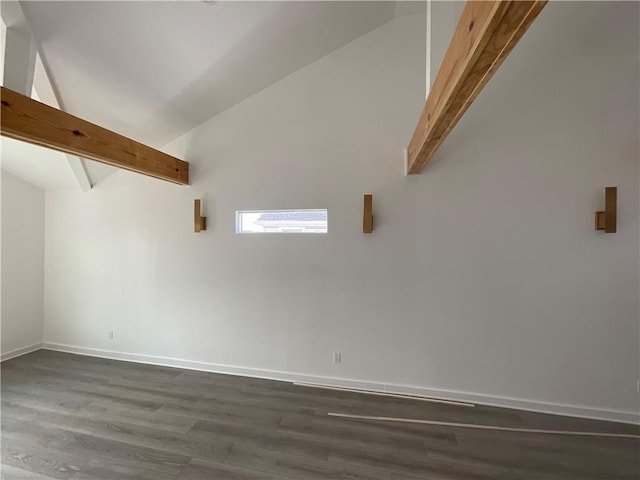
[236,209,327,234]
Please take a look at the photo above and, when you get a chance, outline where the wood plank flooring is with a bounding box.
[1,350,638,479]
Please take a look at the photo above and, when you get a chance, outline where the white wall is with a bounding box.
[1,171,44,357]
[43,3,639,423]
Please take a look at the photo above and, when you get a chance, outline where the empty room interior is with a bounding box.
[1,0,639,479]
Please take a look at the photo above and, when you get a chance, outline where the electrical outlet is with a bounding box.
[108,330,114,340]
[333,352,341,364]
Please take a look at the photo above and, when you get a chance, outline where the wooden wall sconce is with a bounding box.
[194,199,207,233]
[363,194,373,234]
[595,187,617,233]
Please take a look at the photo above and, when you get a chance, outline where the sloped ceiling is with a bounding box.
[4,1,422,190]
[20,1,405,149]
[1,136,77,190]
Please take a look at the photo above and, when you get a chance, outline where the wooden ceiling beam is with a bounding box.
[0,86,189,185]
[406,0,547,174]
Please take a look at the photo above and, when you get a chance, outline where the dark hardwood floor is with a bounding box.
[1,350,638,479]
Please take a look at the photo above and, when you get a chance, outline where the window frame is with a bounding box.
[235,209,328,234]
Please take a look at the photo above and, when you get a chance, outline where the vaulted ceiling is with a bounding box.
[3,1,424,190]
[21,1,419,147]
[5,1,636,191]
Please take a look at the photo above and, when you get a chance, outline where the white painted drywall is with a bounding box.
[1,171,44,355]
[428,1,461,91]
[43,3,639,422]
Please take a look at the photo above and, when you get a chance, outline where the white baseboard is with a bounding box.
[1,343,43,362]
[41,342,639,425]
